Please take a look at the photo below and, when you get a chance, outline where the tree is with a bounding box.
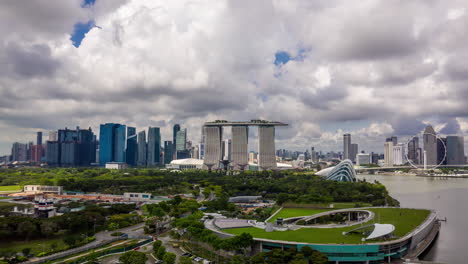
[178,256,192,264]
[63,236,77,247]
[229,255,245,264]
[50,242,58,252]
[300,246,313,258]
[153,240,162,254]
[163,252,176,264]
[18,221,37,240]
[276,193,289,205]
[309,250,328,264]
[107,222,119,231]
[156,245,166,260]
[40,221,57,237]
[119,251,147,264]
[21,248,31,257]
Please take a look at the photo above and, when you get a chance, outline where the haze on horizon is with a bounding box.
[1,0,468,154]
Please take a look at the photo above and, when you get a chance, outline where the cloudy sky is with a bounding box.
[1,0,468,154]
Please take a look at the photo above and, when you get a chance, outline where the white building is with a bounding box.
[105,162,128,169]
[384,142,394,167]
[124,192,152,201]
[167,158,204,170]
[24,185,63,194]
[393,143,405,165]
[356,153,371,166]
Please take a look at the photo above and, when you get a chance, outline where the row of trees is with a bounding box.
[0,168,398,207]
[0,203,137,240]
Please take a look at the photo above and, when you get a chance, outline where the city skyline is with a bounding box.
[3,121,466,162]
[2,1,468,155]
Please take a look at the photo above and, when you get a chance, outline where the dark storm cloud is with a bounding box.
[0,1,86,39]
[3,43,61,78]
[332,2,427,61]
[2,0,468,153]
[300,84,348,110]
[443,55,468,81]
[389,117,426,135]
[440,118,462,134]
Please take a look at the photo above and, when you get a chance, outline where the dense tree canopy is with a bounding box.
[0,168,398,206]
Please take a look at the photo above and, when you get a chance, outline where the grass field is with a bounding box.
[267,208,330,223]
[0,185,21,192]
[332,202,372,209]
[226,208,431,244]
[0,237,67,255]
[0,201,15,208]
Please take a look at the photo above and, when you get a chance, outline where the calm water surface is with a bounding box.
[357,174,468,264]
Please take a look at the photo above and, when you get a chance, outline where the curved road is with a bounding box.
[24,222,146,264]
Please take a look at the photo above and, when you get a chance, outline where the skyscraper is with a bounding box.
[231,126,248,170]
[343,134,351,160]
[384,142,394,167]
[126,127,138,166]
[31,145,44,163]
[258,126,277,170]
[176,129,187,152]
[46,141,60,165]
[49,131,58,141]
[147,127,161,166]
[311,147,317,163]
[77,128,96,166]
[407,137,419,164]
[114,125,126,163]
[423,125,437,165]
[350,143,358,163]
[173,124,180,156]
[222,139,232,160]
[164,141,173,164]
[137,130,147,166]
[446,136,465,165]
[393,143,405,165]
[45,127,95,166]
[386,136,398,145]
[99,123,126,166]
[11,142,28,162]
[37,132,43,145]
[203,126,222,169]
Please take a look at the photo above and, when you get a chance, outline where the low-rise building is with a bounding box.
[166,158,204,170]
[24,185,63,195]
[356,153,371,166]
[123,192,152,201]
[105,162,128,169]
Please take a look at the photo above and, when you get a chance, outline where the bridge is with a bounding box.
[356,164,468,172]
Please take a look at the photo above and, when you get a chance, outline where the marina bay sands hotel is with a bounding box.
[203,120,288,171]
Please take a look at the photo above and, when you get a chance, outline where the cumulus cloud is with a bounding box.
[1,0,468,154]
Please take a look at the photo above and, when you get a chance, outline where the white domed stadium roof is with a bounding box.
[170,158,204,165]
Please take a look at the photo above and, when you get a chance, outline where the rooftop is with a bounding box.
[204,120,288,126]
[221,207,431,244]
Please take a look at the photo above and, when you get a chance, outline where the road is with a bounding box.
[100,234,186,264]
[25,222,146,264]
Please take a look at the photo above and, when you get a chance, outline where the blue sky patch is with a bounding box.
[70,20,95,47]
[70,0,97,47]
[82,0,96,8]
[274,51,291,65]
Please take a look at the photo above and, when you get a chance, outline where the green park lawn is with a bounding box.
[0,185,21,192]
[0,201,15,208]
[331,202,372,209]
[226,208,431,244]
[267,208,331,223]
[0,237,68,256]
